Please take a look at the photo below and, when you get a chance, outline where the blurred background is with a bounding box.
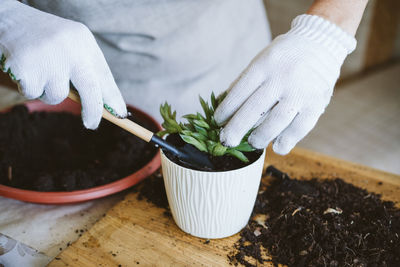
[1,0,399,174]
[263,0,400,174]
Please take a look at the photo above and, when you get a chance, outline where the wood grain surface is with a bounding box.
[49,147,400,267]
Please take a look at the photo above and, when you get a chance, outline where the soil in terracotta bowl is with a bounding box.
[0,105,158,192]
[164,133,263,172]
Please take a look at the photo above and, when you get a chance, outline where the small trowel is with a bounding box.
[68,90,214,170]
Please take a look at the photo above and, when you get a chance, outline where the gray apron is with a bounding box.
[23,0,271,121]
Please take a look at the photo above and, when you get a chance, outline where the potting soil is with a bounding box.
[164,133,263,171]
[0,105,158,191]
[135,165,400,267]
[228,166,400,267]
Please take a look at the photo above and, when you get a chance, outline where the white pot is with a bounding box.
[160,149,265,239]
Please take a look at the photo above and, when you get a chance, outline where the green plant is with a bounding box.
[158,92,256,162]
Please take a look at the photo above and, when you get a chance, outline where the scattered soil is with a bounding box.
[0,105,158,191]
[133,169,172,217]
[164,133,263,171]
[135,170,169,211]
[228,166,400,267]
[131,161,400,267]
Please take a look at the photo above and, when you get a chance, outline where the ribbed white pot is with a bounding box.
[160,149,265,239]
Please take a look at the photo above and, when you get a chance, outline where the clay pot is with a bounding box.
[161,149,265,239]
[0,99,161,204]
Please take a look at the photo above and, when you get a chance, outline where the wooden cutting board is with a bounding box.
[48,147,400,267]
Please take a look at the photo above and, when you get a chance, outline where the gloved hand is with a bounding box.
[215,14,356,155]
[0,0,127,129]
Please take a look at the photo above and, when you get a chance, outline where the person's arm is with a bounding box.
[214,0,368,154]
[0,0,127,129]
[307,0,368,36]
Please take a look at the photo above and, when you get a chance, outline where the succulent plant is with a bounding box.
[158,92,256,162]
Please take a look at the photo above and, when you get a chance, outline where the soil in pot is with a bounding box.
[164,133,263,171]
[0,105,158,192]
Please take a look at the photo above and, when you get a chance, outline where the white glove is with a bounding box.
[215,14,356,155]
[0,0,127,129]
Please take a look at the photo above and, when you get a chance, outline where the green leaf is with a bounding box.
[199,96,209,116]
[181,130,193,136]
[180,134,207,152]
[183,114,197,120]
[206,140,217,146]
[166,118,182,131]
[210,117,219,128]
[243,129,254,140]
[211,92,217,110]
[199,96,207,111]
[159,102,182,134]
[194,124,208,137]
[199,96,211,119]
[191,132,208,141]
[206,140,217,153]
[156,130,169,137]
[196,112,206,121]
[159,93,256,164]
[208,130,218,142]
[160,103,171,118]
[212,143,227,156]
[161,123,177,133]
[182,123,195,131]
[194,119,210,129]
[226,149,249,162]
[233,142,255,152]
[159,105,166,120]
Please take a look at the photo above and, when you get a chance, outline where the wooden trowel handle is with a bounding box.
[68,90,154,143]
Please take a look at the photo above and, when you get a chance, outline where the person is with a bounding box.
[0,0,368,155]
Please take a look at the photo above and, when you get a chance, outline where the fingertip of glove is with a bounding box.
[83,120,100,130]
[272,138,293,155]
[213,108,225,126]
[82,109,102,130]
[219,127,241,147]
[247,134,267,150]
[104,103,128,118]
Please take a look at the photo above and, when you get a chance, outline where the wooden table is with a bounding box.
[48,147,400,266]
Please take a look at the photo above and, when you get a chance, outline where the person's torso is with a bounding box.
[23,0,271,119]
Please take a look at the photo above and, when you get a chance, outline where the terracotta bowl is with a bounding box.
[0,99,161,204]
